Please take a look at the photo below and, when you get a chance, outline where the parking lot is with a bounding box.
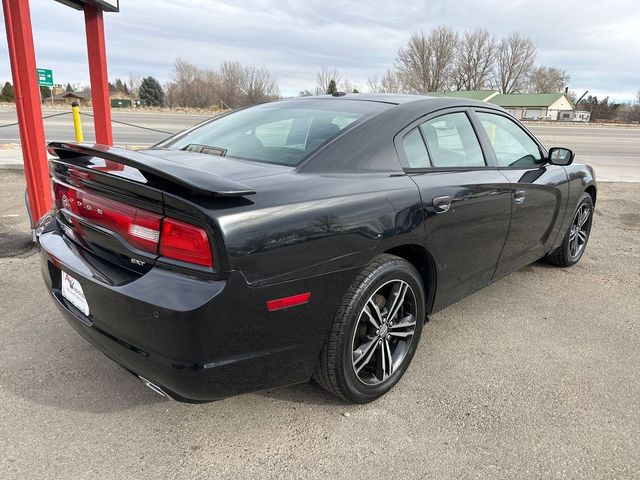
[0,125,639,479]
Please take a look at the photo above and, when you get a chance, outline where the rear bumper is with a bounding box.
[39,227,357,402]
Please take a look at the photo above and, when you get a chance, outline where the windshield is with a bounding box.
[157,99,389,167]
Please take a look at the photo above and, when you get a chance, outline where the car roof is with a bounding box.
[288,93,497,109]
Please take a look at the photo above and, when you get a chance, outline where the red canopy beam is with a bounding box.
[83,4,113,145]
[2,0,52,224]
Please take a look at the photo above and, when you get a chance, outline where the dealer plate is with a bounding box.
[61,271,90,317]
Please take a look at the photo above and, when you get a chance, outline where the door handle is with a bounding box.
[432,195,452,213]
[514,190,526,205]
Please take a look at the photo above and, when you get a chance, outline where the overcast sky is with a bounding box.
[1,0,639,101]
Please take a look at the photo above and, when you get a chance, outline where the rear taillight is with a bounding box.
[53,181,214,268]
[53,181,162,253]
[159,218,213,268]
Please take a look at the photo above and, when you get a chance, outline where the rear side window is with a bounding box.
[420,113,485,167]
[476,112,542,167]
[159,100,388,167]
[402,128,430,168]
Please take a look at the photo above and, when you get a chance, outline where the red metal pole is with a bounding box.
[84,4,113,146]
[2,0,52,224]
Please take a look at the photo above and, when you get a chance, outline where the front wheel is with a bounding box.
[546,192,594,267]
[313,254,425,403]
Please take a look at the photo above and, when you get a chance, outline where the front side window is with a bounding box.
[476,112,543,167]
[420,112,485,167]
[159,100,388,167]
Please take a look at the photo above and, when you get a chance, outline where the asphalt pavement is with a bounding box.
[0,169,639,478]
[0,107,209,146]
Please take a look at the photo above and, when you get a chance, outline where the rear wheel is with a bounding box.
[313,254,425,403]
[546,192,594,267]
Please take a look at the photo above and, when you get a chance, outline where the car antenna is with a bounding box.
[332,91,347,97]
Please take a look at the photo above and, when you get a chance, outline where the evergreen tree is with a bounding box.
[65,83,74,93]
[138,76,165,106]
[1,82,15,102]
[327,79,337,95]
[39,86,51,100]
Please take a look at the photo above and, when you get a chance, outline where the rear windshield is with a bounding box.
[157,99,388,167]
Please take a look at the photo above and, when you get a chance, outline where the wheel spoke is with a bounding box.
[353,337,378,373]
[367,297,382,328]
[381,339,393,379]
[579,208,590,227]
[389,314,416,330]
[578,230,587,243]
[363,304,380,329]
[386,281,408,322]
[388,330,414,338]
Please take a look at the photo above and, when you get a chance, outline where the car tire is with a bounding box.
[313,254,425,403]
[546,192,594,267]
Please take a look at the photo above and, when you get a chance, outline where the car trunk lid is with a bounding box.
[47,143,260,275]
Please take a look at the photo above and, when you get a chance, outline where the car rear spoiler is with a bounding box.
[47,142,256,197]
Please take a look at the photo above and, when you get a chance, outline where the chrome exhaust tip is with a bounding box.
[139,375,168,398]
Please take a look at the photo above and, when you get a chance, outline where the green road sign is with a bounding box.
[36,68,54,87]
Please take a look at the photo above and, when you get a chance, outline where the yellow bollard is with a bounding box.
[71,101,83,143]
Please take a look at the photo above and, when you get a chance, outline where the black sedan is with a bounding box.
[38,94,596,403]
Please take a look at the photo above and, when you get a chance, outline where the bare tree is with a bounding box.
[166,58,279,109]
[495,33,536,93]
[340,78,360,94]
[395,27,459,93]
[217,60,244,108]
[368,69,405,93]
[453,28,497,90]
[127,72,142,98]
[241,66,279,105]
[527,66,570,93]
[316,66,341,94]
[168,58,215,108]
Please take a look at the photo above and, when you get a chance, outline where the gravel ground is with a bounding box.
[0,172,638,480]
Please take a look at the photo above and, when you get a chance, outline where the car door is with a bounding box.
[396,109,512,312]
[470,109,569,279]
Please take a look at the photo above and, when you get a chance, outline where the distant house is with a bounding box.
[425,90,583,122]
[564,110,591,122]
[110,90,140,108]
[489,93,574,121]
[51,91,90,106]
[50,90,140,108]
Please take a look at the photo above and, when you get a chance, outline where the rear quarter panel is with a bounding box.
[212,172,424,286]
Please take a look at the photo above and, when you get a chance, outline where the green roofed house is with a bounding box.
[424,91,585,122]
[489,93,575,121]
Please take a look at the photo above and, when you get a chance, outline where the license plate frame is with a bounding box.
[61,271,90,317]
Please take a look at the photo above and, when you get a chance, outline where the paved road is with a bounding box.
[0,172,638,479]
[1,107,639,181]
[528,124,640,182]
[0,107,210,146]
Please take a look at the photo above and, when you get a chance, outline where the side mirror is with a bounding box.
[548,147,575,166]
